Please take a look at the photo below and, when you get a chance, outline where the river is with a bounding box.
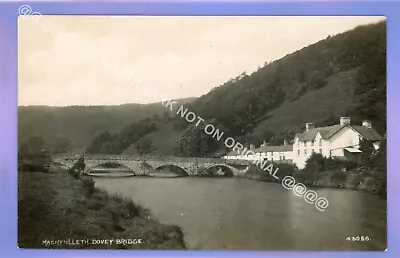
[93,176,386,250]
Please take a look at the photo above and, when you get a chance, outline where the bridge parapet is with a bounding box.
[51,154,241,163]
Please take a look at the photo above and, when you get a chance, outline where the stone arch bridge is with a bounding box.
[52,154,252,176]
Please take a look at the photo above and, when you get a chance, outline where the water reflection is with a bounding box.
[94,176,386,250]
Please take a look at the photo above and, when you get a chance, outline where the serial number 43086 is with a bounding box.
[346,236,371,241]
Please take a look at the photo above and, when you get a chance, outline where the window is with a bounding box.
[297,141,300,147]
[297,150,300,156]
[319,149,322,154]
[304,149,307,156]
[319,139,322,146]
[283,156,285,160]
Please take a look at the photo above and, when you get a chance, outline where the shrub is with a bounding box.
[82,177,96,196]
[72,156,85,172]
[111,193,124,204]
[68,168,80,179]
[301,154,325,184]
[275,163,295,180]
[329,169,348,185]
[347,172,364,188]
[245,164,274,181]
[125,198,147,217]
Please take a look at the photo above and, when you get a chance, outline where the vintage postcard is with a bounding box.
[18,14,387,250]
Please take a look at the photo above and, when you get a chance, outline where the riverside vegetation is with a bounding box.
[18,156,186,249]
[243,139,387,198]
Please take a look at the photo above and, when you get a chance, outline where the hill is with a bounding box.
[19,21,386,157]
[170,20,386,152]
[18,97,196,152]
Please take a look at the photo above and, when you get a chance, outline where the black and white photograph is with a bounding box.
[18,15,387,250]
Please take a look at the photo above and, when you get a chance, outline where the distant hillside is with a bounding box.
[18,97,196,152]
[85,20,386,157]
[123,122,187,156]
[171,20,386,152]
[20,21,386,158]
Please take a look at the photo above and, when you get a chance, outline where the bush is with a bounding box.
[301,154,361,185]
[245,164,273,181]
[300,154,325,184]
[72,156,85,172]
[125,198,147,217]
[68,168,80,179]
[276,163,295,179]
[329,169,348,185]
[347,172,364,188]
[82,177,96,196]
[110,193,148,218]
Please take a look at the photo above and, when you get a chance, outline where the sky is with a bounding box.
[18,16,385,106]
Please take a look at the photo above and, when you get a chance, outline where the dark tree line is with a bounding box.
[85,118,157,154]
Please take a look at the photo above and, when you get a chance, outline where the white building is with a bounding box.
[253,143,293,163]
[292,117,382,169]
[223,142,293,164]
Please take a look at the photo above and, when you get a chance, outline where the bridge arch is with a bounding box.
[85,162,136,176]
[204,164,248,176]
[153,164,190,176]
[203,164,237,176]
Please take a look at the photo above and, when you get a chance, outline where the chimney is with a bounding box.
[250,144,255,150]
[340,117,351,126]
[261,141,267,147]
[283,139,288,146]
[362,120,372,129]
[306,123,315,132]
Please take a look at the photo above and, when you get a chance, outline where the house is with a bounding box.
[292,117,382,169]
[222,142,293,164]
[252,142,293,163]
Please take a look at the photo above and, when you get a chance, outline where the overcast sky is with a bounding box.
[18,16,385,106]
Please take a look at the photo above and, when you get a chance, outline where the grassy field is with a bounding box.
[18,167,186,249]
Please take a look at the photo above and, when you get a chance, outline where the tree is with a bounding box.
[175,123,220,157]
[136,138,154,155]
[19,137,45,155]
[72,156,85,172]
[359,138,374,166]
[162,110,171,123]
[299,153,325,184]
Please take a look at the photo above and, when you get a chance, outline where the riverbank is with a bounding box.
[242,164,387,198]
[18,167,186,249]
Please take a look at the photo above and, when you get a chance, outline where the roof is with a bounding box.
[295,124,382,142]
[225,144,293,156]
[344,147,362,153]
[225,149,242,156]
[255,145,293,153]
[351,126,382,141]
[295,125,344,142]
